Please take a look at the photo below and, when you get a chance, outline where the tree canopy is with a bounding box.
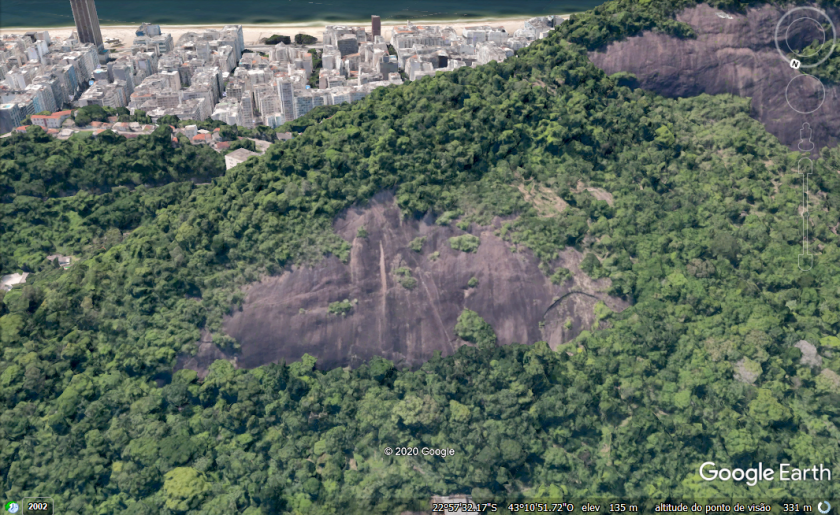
[264,34,292,45]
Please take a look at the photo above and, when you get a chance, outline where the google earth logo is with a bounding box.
[4,502,19,514]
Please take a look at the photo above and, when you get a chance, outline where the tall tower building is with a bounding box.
[69,0,104,52]
[277,78,295,120]
[371,15,381,37]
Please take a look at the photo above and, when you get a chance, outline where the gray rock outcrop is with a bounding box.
[214,191,627,370]
[589,3,840,151]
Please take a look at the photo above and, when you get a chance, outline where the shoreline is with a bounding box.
[0,13,578,31]
[0,14,576,44]
[0,13,575,40]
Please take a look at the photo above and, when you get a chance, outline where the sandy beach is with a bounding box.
[0,16,570,47]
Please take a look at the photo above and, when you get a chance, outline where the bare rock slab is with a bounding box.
[221,192,627,370]
[589,3,840,151]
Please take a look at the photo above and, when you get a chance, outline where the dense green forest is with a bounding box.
[0,125,223,202]
[0,126,225,274]
[69,105,153,126]
[2,0,840,512]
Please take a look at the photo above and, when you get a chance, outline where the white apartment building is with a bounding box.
[276,78,295,120]
[264,112,285,128]
[462,26,509,45]
[293,89,331,119]
[211,99,243,126]
[79,82,127,108]
[225,148,259,170]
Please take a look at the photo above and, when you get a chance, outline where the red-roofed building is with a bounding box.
[191,134,211,144]
[92,129,106,137]
[30,110,72,129]
[46,128,59,135]
[90,121,104,128]
[213,141,231,151]
[14,126,27,133]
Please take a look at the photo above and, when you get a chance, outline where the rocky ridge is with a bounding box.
[589,3,840,150]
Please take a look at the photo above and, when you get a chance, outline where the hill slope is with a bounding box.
[589,2,840,150]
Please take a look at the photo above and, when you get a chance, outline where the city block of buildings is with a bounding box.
[1,30,100,133]
[1,15,563,135]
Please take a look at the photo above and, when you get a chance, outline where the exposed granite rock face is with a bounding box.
[216,191,628,370]
[589,3,840,151]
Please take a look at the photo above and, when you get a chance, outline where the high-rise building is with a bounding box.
[34,73,68,109]
[277,78,295,120]
[240,92,256,128]
[337,35,359,57]
[62,64,80,98]
[0,103,24,134]
[372,15,381,37]
[211,99,243,126]
[25,83,58,113]
[69,0,104,52]
[264,112,285,129]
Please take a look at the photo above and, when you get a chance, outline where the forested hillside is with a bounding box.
[0,125,223,202]
[557,0,840,84]
[555,0,839,50]
[2,1,840,513]
[0,127,224,276]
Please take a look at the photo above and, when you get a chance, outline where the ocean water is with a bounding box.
[1,0,605,28]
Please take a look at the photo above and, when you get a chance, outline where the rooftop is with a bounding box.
[31,110,72,120]
[1,272,29,291]
[227,148,259,161]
